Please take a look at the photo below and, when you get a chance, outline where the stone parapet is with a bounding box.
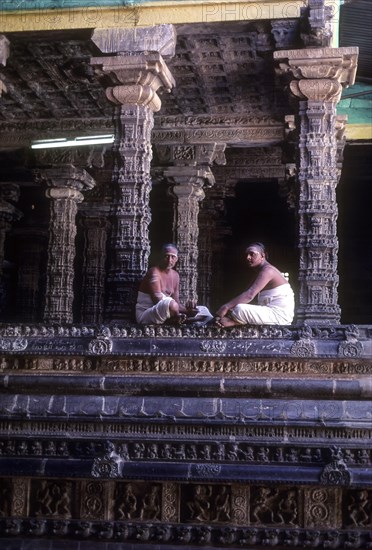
[0,323,370,361]
[0,324,371,547]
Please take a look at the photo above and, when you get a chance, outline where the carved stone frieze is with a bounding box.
[2,352,372,376]
[0,477,371,546]
[152,125,284,146]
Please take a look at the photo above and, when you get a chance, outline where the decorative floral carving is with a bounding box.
[320,450,352,486]
[290,339,316,357]
[200,340,227,353]
[88,338,113,355]
[0,338,28,351]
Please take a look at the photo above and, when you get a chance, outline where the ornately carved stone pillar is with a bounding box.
[166,166,213,304]
[0,35,9,96]
[158,142,222,305]
[36,166,95,324]
[274,47,358,324]
[0,184,22,316]
[91,26,175,320]
[14,227,48,323]
[78,209,110,324]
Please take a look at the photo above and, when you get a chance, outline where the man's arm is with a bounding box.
[172,272,198,315]
[146,267,165,304]
[216,266,275,317]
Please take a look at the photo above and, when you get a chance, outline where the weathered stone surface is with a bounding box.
[91,24,177,57]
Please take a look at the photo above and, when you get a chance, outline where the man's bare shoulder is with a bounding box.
[260,262,276,275]
[257,263,282,283]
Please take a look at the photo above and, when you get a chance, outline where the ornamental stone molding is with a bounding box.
[156,142,226,167]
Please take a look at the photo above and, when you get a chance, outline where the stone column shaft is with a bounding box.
[166,166,213,304]
[79,213,110,324]
[0,184,22,317]
[104,103,155,319]
[15,228,47,322]
[45,187,84,324]
[157,142,222,305]
[36,166,95,324]
[274,47,358,324]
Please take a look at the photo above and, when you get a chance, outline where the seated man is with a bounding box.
[136,243,212,325]
[215,242,294,327]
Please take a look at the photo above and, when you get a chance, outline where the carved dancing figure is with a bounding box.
[215,243,294,327]
[187,484,212,522]
[212,486,231,522]
[348,490,371,527]
[251,487,279,524]
[136,243,213,325]
[117,483,137,520]
[139,486,161,520]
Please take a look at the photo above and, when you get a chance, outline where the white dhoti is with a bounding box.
[135,291,174,325]
[135,292,214,325]
[229,283,295,325]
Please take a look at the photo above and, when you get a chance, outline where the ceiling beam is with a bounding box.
[0,0,305,33]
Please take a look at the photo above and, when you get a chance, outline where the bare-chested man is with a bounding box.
[215,242,294,327]
[136,243,212,325]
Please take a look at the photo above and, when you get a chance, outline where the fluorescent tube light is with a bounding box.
[31,134,115,149]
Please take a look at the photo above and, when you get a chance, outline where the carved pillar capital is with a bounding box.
[35,164,95,194]
[290,79,342,102]
[91,26,176,112]
[45,187,84,203]
[165,165,215,196]
[33,146,105,174]
[274,47,358,102]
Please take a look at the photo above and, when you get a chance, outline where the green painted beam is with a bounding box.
[339,83,372,125]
